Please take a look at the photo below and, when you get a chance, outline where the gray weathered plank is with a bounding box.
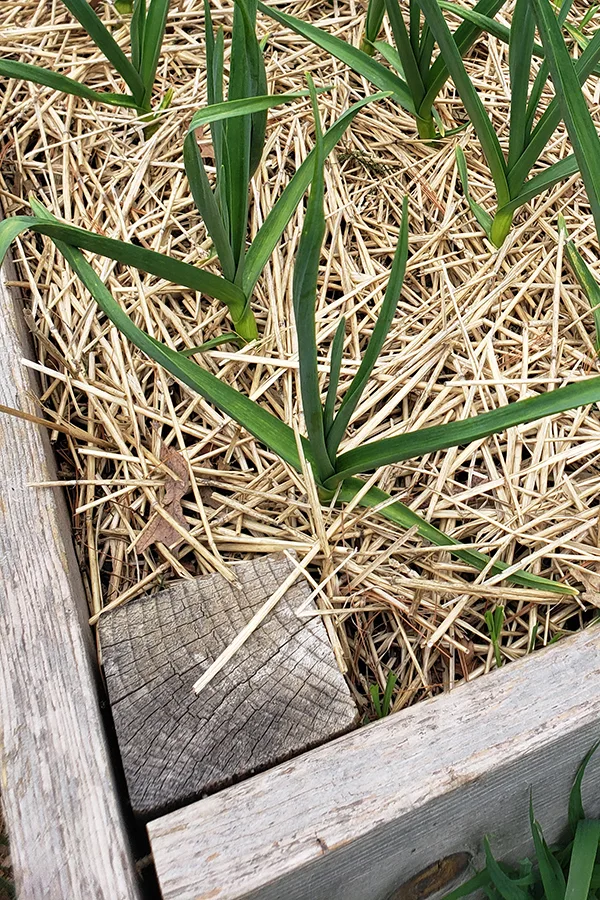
[0,247,141,898]
[99,553,358,818]
[148,624,600,900]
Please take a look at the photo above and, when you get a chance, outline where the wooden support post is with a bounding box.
[99,553,358,819]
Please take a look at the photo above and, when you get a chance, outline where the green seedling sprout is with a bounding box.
[370,671,398,719]
[258,0,509,140]
[484,605,505,669]
[0,0,386,344]
[3,78,600,593]
[443,742,600,899]
[0,82,386,344]
[182,0,346,342]
[0,0,171,122]
[532,0,600,357]
[259,0,600,243]
[415,0,600,246]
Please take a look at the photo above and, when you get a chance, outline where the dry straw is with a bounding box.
[1,0,600,716]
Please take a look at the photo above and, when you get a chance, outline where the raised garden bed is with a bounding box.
[3,0,600,897]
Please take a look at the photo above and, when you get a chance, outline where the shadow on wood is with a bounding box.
[99,552,358,819]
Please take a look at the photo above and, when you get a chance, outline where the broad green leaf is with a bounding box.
[565,820,600,900]
[483,838,531,900]
[503,154,579,218]
[456,145,494,236]
[370,683,383,718]
[559,217,600,353]
[506,0,536,170]
[187,91,326,130]
[204,0,225,172]
[437,2,518,49]
[183,131,236,283]
[415,0,510,206]
[329,374,600,484]
[580,4,598,29]
[374,40,406,77]
[437,0,597,77]
[61,0,144,102]
[257,1,416,113]
[508,28,600,196]
[522,0,575,139]
[418,20,436,80]
[381,670,397,715]
[224,0,254,274]
[235,0,269,179]
[420,0,508,112]
[530,0,600,235]
[568,742,600,836]
[324,317,346,434]
[130,0,146,74]
[30,221,310,475]
[243,93,388,297]
[364,0,386,50]
[292,77,335,481]
[338,479,576,592]
[410,0,421,52]
[441,869,493,900]
[384,0,426,108]
[139,0,169,108]
[529,798,566,900]
[180,333,242,354]
[326,195,409,457]
[4,209,247,318]
[0,59,139,109]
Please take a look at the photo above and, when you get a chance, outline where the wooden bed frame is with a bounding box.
[2,251,600,900]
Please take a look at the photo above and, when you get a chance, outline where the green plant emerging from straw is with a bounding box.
[0,78,385,343]
[260,0,600,245]
[484,605,505,669]
[415,0,600,247]
[181,0,363,343]
[443,743,600,899]
[4,79,600,594]
[0,0,171,121]
[369,671,398,719]
[531,0,600,355]
[258,0,507,140]
[0,0,386,345]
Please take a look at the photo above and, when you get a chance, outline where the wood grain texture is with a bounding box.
[0,250,141,899]
[149,624,600,900]
[99,553,358,818]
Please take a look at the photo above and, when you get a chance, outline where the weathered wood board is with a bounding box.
[148,624,600,900]
[99,553,358,819]
[0,244,141,898]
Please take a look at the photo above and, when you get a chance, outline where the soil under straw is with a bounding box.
[1,0,600,716]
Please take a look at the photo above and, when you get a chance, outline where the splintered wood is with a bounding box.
[1,0,600,717]
[98,553,358,818]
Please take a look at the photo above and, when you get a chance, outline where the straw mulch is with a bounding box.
[1,0,600,717]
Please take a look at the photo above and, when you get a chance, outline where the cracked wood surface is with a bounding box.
[148,624,600,900]
[99,552,358,819]
[0,246,141,899]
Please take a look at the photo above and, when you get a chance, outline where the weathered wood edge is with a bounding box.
[0,244,141,898]
[149,624,600,900]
